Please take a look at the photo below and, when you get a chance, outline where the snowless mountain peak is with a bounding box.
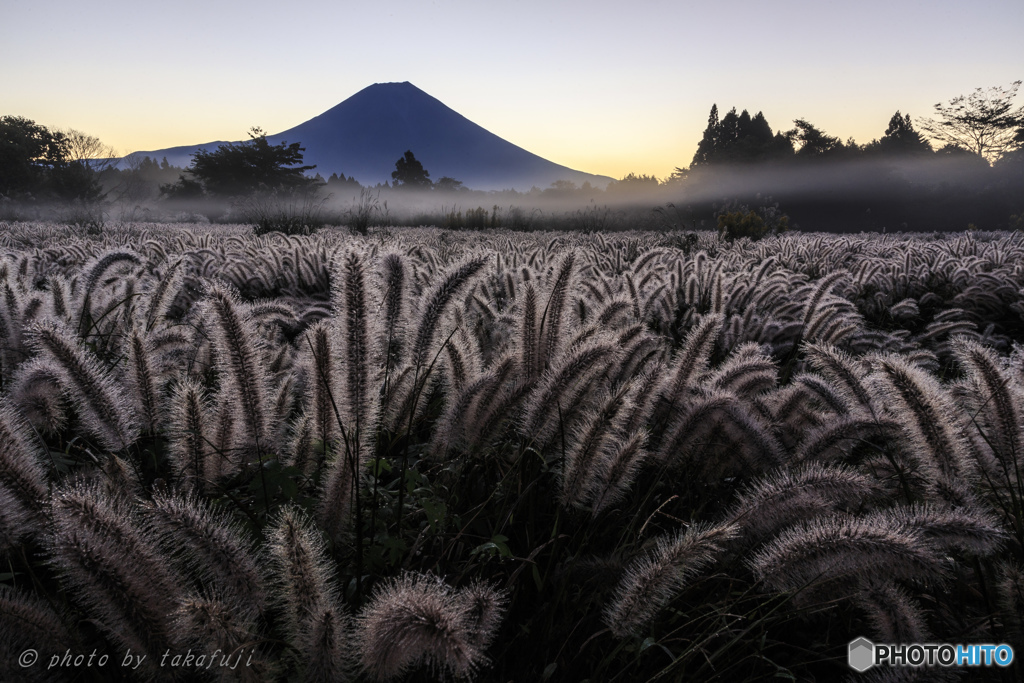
[132,82,611,191]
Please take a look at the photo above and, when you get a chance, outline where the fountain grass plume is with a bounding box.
[520,336,618,449]
[203,281,275,464]
[793,415,901,464]
[126,325,161,433]
[658,389,783,473]
[559,387,629,507]
[208,391,239,482]
[286,412,316,475]
[143,257,185,331]
[536,251,576,374]
[47,275,72,321]
[172,595,270,683]
[47,480,182,667]
[27,318,138,452]
[300,604,354,683]
[885,504,1006,556]
[727,462,878,542]
[380,251,406,370]
[266,506,339,644]
[333,249,380,464]
[146,489,266,613]
[749,512,949,593]
[303,320,341,446]
[855,579,929,643]
[409,256,488,372]
[603,522,739,638]
[587,428,648,517]
[871,354,975,486]
[661,313,724,403]
[429,354,516,459]
[0,584,75,681]
[0,397,48,531]
[76,249,142,336]
[803,342,875,415]
[520,282,538,381]
[953,337,1024,477]
[356,572,505,681]
[794,372,853,415]
[318,441,356,543]
[707,341,778,398]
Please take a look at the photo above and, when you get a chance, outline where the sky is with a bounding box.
[2,0,1022,181]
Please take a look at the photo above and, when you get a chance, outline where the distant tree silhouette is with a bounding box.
[608,173,660,195]
[691,105,793,166]
[391,150,431,188]
[326,172,361,190]
[867,112,933,156]
[920,81,1024,162]
[433,176,465,192]
[691,104,721,166]
[0,116,102,201]
[164,127,316,198]
[787,120,845,158]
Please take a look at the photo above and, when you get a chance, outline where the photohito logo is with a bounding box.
[848,637,1014,671]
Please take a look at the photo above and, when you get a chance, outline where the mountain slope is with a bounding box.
[130,82,612,191]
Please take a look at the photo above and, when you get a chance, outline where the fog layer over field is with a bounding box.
[57,150,1013,234]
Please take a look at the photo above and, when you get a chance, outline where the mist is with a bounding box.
[4,149,1018,235]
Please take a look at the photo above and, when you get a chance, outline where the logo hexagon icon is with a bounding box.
[848,637,875,672]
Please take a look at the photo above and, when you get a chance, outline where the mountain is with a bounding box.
[129,82,613,191]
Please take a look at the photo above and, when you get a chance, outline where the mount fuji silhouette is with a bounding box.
[132,82,613,191]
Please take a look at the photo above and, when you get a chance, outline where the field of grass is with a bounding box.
[1,222,1023,682]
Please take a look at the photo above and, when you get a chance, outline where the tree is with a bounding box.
[787,120,845,158]
[168,127,316,198]
[433,176,465,192]
[871,111,932,156]
[62,128,116,168]
[608,173,660,195]
[0,116,103,201]
[391,150,431,188]
[920,81,1024,162]
[691,105,793,166]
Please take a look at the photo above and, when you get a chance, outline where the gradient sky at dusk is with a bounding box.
[2,0,1021,180]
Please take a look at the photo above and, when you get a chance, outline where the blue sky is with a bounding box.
[2,0,1021,179]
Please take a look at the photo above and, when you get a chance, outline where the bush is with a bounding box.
[241,189,328,236]
[715,200,790,241]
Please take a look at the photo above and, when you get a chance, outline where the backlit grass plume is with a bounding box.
[728,463,878,542]
[356,572,506,681]
[0,585,74,683]
[749,512,949,593]
[871,354,975,498]
[27,318,138,451]
[145,490,266,614]
[203,281,276,478]
[266,506,340,647]
[603,522,739,638]
[0,397,48,550]
[46,481,183,672]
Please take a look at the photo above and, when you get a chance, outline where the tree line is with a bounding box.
[2,81,1022,230]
